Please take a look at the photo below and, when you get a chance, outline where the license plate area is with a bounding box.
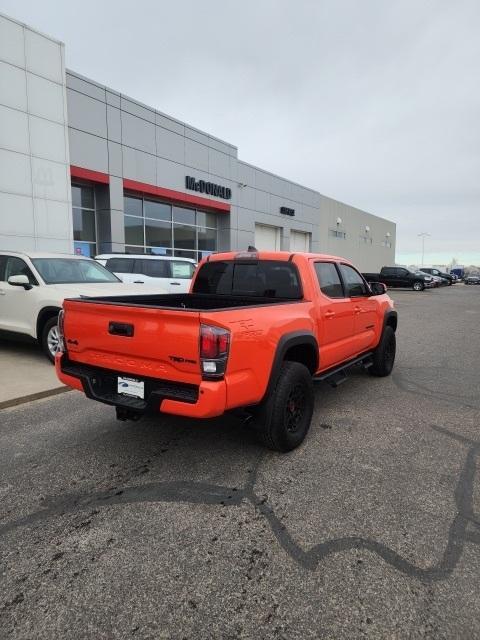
[117,376,145,399]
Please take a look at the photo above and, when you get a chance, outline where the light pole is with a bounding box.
[418,232,430,266]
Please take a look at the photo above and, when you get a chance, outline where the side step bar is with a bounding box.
[313,352,373,388]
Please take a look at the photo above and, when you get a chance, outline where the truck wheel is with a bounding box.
[253,362,314,452]
[41,316,60,363]
[369,326,396,377]
[412,281,424,291]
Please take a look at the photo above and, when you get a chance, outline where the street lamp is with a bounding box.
[418,232,430,266]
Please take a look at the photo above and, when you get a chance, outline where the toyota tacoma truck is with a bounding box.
[56,250,397,452]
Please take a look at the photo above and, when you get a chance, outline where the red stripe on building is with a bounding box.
[70,165,110,184]
[123,178,230,213]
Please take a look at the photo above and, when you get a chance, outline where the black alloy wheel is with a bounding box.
[284,384,306,433]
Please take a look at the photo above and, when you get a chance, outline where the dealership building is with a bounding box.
[0,13,395,270]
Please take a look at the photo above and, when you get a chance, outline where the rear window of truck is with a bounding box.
[193,260,302,299]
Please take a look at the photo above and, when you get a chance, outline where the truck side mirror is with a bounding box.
[369,281,387,295]
[8,274,33,290]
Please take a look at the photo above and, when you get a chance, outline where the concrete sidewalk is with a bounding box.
[0,339,68,409]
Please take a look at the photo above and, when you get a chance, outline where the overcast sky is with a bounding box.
[2,0,479,266]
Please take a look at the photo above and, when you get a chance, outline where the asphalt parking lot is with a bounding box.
[1,285,479,639]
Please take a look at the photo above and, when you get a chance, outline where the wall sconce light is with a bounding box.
[336,217,342,226]
[237,182,248,188]
[365,225,370,233]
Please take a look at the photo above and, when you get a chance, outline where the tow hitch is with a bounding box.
[116,407,142,422]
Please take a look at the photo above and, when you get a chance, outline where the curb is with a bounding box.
[0,386,72,411]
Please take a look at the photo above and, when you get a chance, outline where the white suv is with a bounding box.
[0,251,165,362]
[95,254,196,293]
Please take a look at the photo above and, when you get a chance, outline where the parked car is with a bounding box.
[464,275,480,285]
[0,251,164,361]
[96,254,196,293]
[420,267,455,285]
[363,266,434,291]
[419,271,447,287]
[56,249,397,452]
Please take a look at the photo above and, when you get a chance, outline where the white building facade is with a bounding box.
[0,13,395,271]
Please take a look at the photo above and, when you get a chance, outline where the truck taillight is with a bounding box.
[58,309,65,353]
[200,324,230,379]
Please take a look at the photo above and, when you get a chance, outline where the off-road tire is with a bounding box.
[41,316,60,363]
[253,361,314,452]
[412,281,424,291]
[369,326,396,377]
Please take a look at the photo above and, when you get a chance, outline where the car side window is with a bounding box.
[140,260,170,278]
[106,258,134,274]
[382,267,395,276]
[171,261,195,279]
[0,256,7,281]
[314,262,344,298]
[5,257,37,285]
[339,264,369,297]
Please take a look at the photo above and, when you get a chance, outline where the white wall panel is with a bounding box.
[0,15,25,67]
[25,28,63,83]
[0,148,31,196]
[0,16,70,255]
[156,156,185,191]
[67,89,107,138]
[185,138,209,172]
[121,111,155,154]
[29,116,66,163]
[34,198,71,239]
[31,157,69,202]
[27,73,65,123]
[208,148,230,179]
[122,146,156,184]
[0,234,35,251]
[0,192,33,234]
[35,237,72,253]
[68,128,108,173]
[0,60,27,111]
[0,105,29,154]
[156,126,185,164]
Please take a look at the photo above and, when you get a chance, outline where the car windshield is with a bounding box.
[32,258,120,284]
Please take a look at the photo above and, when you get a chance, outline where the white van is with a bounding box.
[95,254,196,293]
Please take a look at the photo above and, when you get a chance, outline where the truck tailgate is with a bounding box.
[62,299,202,385]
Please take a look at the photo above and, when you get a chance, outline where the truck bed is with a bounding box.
[72,292,302,311]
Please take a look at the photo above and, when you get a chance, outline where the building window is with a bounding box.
[123,194,217,262]
[329,229,346,239]
[360,235,373,244]
[72,183,96,257]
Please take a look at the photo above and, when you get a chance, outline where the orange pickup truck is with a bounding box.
[56,250,397,452]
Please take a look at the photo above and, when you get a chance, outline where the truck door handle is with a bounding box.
[325,310,335,318]
[354,306,362,314]
[133,280,144,284]
[170,282,181,286]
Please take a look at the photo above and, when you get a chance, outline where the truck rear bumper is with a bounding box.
[55,354,226,419]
